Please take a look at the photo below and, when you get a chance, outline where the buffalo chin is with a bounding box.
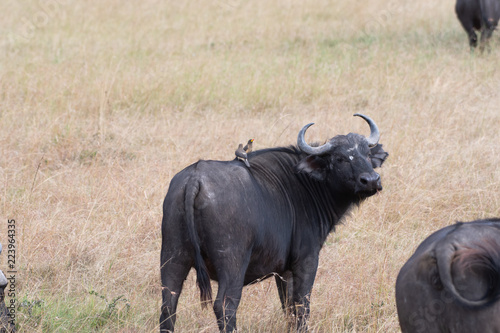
[355,188,380,199]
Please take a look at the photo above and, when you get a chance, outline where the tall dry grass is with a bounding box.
[1,0,499,331]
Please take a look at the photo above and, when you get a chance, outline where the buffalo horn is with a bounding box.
[353,113,380,147]
[297,123,332,155]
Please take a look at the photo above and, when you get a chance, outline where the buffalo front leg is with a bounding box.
[291,255,319,332]
[160,256,192,332]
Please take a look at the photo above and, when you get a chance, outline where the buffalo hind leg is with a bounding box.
[160,259,192,332]
[213,278,244,332]
[275,271,294,331]
[479,24,496,52]
[468,29,479,49]
[455,4,479,49]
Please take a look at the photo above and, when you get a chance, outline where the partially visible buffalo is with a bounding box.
[456,0,500,50]
[0,243,14,333]
[160,114,388,332]
[396,219,500,333]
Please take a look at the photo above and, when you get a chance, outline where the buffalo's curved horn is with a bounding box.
[297,123,332,155]
[353,113,380,147]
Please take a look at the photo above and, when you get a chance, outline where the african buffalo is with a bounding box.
[0,243,14,333]
[456,0,500,50]
[160,114,388,332]
[396,218,500,333]
[0,274,11,333]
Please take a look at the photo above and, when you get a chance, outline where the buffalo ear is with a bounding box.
[370,144,388,168]
[295,155,328,181]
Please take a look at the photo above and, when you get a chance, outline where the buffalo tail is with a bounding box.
[436,237,500,308]
[185,179,213,308]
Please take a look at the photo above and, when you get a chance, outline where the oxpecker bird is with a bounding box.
[235,143,250,167]
[243,139,254,153]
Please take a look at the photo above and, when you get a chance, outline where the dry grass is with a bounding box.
[1,0,499,331]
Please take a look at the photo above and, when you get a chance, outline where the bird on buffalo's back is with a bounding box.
[243,139,254,153]
[235,143,250,167]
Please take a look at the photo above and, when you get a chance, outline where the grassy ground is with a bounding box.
[1,0,499,331]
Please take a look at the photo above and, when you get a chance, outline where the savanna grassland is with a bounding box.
[1,0,499,332]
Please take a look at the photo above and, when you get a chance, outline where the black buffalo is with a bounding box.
[396,218,500,333]
[0,243,14,333]
[160,114,388,332]
[456,0,500,50]
[0,273,12,333]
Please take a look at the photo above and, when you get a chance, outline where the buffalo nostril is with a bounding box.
[358,173,381,190]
